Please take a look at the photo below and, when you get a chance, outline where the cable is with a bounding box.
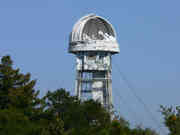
[113,61,167,135]
[113,88,140,125]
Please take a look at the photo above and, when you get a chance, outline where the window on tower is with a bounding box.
[87,52,97,60]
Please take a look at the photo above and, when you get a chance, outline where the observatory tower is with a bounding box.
[69,14,119,110]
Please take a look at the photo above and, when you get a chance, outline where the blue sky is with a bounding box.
[0,0,180,134]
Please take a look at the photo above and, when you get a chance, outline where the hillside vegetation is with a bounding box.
[0,56,179,135]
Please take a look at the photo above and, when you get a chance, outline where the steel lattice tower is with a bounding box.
[68,14,119,110]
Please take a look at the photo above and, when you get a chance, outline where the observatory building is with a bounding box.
[68,14,119,110]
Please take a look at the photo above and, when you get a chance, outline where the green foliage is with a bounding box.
[131,126,158,135]
[0,107,65,135]
[0,108,33,135]
[44,89,111,134]
[0,55,39,111]
[160,105,180,135]
[109,119,130,135]
[0,56,65,135]
[0,55,160,135]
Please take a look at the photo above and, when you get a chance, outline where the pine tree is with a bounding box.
[0,56,39,113]
[0,56,65,135]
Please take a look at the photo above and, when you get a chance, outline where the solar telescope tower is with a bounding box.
[68,14,119,110]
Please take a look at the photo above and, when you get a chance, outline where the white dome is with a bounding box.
[70,14,116,42]
[69,14,120,54]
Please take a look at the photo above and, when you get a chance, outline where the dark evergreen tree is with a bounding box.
[0,55,39,112]
[0,56,65,135]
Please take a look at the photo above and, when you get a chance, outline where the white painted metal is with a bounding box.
[69,14,120,54]
[69,14,119,111]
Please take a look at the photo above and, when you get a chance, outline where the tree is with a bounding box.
[0,55,39,112]
[108,118,130,135]
[0,56,65,135]
[131,126,158,135]
[44,89,111,135]
[0,55,160,135]
[161,105,180,135]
